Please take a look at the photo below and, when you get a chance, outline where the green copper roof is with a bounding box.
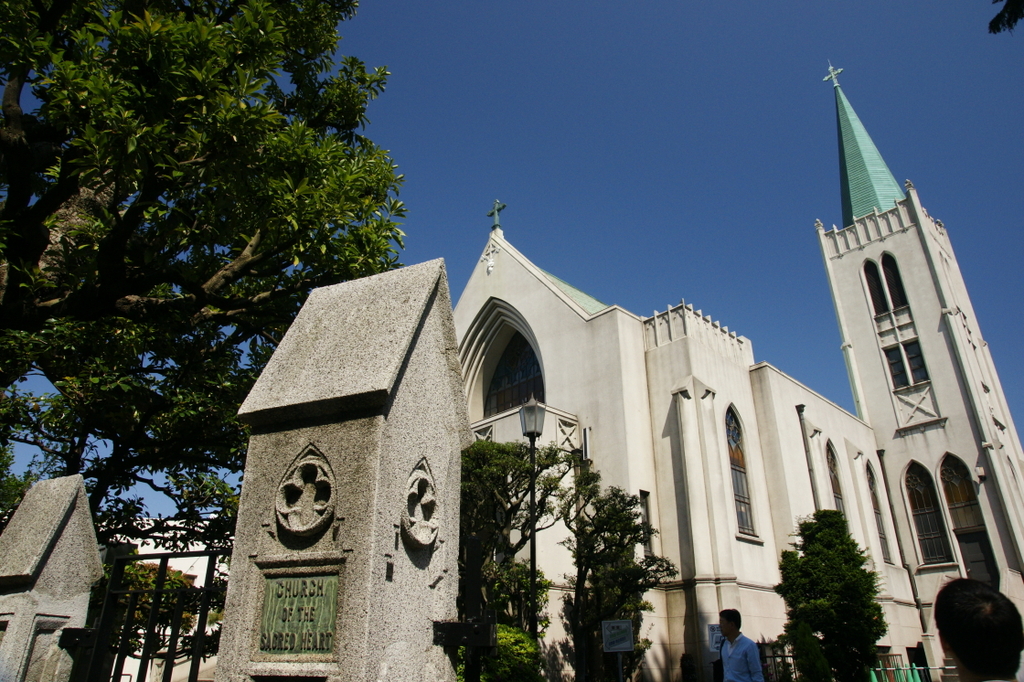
[834,84,905,227]
[540,269,610,315]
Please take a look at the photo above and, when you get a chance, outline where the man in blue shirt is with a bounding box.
[719,609,764,682]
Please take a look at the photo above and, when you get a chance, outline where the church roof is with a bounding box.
[539,269,610,315]
[833,81,905,228]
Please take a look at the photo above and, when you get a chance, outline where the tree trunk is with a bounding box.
[573,623,587,682]
[572,567,588,682]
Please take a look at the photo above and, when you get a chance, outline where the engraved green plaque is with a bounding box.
[259,574,337,655]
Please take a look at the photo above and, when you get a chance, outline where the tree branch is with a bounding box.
[1,73,31,213]
[131,473,177,497]
[200,227,265,295]
[95,177,165,298]
[8,435,65,457]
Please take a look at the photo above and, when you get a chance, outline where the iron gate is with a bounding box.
[74,549,228,682]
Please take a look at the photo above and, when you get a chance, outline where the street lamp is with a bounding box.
[519,395,545,641]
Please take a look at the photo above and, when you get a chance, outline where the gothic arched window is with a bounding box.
[905,463,953,564]
[726,408,755,536]
[826,442,844,513]
[940,455,998,587]
[941,456,984,530]
[484,332,544,417]
[864,261,889,315]
[868,254,928,390]
[867,465,892,563]
[882,254,909,309]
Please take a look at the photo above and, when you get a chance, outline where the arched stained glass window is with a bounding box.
[882,254,909,309]
[864,261,889,315]
[867,465,892,563]
[726,408,755,536]
[826,442,844,514]
[940,455,999,588]
[484,332,544,417]
[941,456,984,531]
[905,463,953,564]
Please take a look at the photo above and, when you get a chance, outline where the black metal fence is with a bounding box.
[76,549,228,682]
[762,651,796,682]
[759,646,953,682]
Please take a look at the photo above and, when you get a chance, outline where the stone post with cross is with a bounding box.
[217,259,472,682]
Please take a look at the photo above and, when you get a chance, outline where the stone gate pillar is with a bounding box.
[217,260,471,682]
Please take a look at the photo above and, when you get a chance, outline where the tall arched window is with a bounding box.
[905,463,953,564]
[484,332,544,417]
[866,465,892,563]
[941,457,984,530]
[726,408,755,536]
[868,254,928,391]
[940,455,999,587]
[864,261,889,315]
[826,442,844,513]
[881,254,909,309]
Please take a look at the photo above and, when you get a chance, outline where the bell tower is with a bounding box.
[816,69,1024,615]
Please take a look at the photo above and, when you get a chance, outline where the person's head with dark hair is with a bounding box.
[719,609,742,643]
[934,578,1024,682]
[720,609,741,630]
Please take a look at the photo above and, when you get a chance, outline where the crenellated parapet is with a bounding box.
[642,300,749,362]
[819,197,915,258]
[818,188,948,261]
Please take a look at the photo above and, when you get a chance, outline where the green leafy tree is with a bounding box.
[460,439,572,630]
[0,0,404,547]
[775,510,886,682]
[457,625,545,682]
[990,0,1024,33]
[486,559,553,634]
[788,621,831,682]
[0,445,36,532]
[558,464,677,682]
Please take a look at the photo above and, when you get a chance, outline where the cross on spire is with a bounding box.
[823,62,843,88]
[487,199,506,230]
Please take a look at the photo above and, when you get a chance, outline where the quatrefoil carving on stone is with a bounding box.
[276,447,336,538]
[401,458,438,550]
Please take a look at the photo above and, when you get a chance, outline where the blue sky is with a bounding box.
[12,2,1023,521]
[338,0,1024,417]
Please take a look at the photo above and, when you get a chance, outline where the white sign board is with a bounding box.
[708,623,723,653]
[602,620,634,653]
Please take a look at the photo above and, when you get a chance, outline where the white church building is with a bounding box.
[451,74,1024,681]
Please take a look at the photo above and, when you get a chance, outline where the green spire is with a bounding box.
[826,67,905,227]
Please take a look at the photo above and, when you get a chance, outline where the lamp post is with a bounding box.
[519,395,545,641]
